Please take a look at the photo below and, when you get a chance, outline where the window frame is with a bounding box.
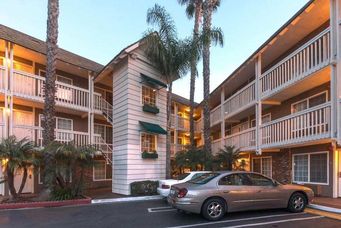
[291,91,328,114]
[93,160,112,181]
[252,156,272,178]
[94,123,113,144]
[141,85,158,107]
[292,151,329,185]
[39,69,73,85]
[140,132,158,153]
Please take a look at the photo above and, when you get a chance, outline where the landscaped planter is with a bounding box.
[142,151,158,159]
[0,196,92,210]
[142,104,159,114]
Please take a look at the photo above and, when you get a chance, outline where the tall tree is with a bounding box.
[178,0,203,148]
[144,4,191,178]
[42,0,59,192]
[202,0,221,156]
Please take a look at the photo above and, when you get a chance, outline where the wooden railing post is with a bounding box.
[255,54,262,155]
[174,103,178,152]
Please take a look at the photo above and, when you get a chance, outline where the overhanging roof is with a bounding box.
[141,74,167,88]
[139,121,167,135]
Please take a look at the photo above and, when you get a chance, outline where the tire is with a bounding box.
[287,192,307,213]
[201,198,226,221]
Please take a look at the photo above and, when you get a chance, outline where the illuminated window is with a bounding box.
[142,86,157,107]
[141,133,157,152]
[252,157,272,177]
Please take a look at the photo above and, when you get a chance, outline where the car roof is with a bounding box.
[188,171,211,174]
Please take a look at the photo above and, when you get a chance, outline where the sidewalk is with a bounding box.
[312,197,341,210]
[307,197,341,220]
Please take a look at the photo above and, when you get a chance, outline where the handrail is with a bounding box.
[224,127,256,139]
[223,81,256,106]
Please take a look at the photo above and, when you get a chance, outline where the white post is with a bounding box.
[174,103,178,151]
[8,43,14,137]
[4,42,9,138]
[220,88,225,149]
[255,55,262,155]
[88,72,94,145]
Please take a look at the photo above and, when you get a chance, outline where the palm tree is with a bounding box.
[214,145,240,171]
[144,4,191,178]
[178,0,203,148]
[0,136,38,199]
[202,0,221,156]
[42,0,59,192]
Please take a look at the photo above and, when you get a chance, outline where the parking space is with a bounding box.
[0,199,339,228]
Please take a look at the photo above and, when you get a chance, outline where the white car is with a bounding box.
[157,171,210,197]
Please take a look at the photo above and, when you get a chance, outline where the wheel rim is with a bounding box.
[293,196,304,210]
[207,201,223,218]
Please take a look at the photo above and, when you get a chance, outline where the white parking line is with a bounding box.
[148,206,177,213]
[222,215,324,228]
[166,212,307,228]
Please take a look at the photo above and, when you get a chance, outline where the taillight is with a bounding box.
[161,184,170,189]
[177,188,188,198]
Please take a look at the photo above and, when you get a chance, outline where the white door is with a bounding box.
[12,110,34,141]
[13,167,34,194]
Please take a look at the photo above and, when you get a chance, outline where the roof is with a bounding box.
[172,93,199,107]
[139,121,167,135]
[0,24,103,73]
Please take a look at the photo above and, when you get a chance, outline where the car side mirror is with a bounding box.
[272,180,279,186]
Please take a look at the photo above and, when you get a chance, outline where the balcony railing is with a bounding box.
[224,81,256,118]
[224,127,256,151]
[211,139,222,154]
[210,105,221,126]
[170,144,187,157]
[10,70,89,111]
[261,102,331,148]
[0,66,5,92]
[260,28,331,99]
[195,119,202,132]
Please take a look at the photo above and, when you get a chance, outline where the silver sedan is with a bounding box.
[167,171,314,221]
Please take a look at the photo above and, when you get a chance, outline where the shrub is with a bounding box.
[130,180,158,196]
[50,187,75,201]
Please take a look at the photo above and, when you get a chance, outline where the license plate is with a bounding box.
[170,189,175,195]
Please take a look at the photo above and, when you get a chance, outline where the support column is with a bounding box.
[255,55,262,155]
[88,72,94,144]
[8,43,14,137]
[4,42,9,139]
[220,88,225,149]
[174,103,178,151]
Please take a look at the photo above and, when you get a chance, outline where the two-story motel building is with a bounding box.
[0,0,341,198]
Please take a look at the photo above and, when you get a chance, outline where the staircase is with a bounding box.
[101,98,113,124]
[94,135,113,165]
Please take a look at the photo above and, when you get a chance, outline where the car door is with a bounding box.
[217,173,257,212]
[247,173,286,209]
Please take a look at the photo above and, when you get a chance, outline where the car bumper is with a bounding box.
[157,188,170,197]
[167,196,201,214]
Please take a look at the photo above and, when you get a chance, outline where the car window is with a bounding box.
[190,173,204,180]
[177,173,190,180]
[248,173,274,186]
[187,173,220,184]
[219,174,252,186]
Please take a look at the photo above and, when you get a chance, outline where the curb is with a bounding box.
[308,204,341,214]
[91,195,164,204]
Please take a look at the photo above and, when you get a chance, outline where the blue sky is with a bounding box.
[0,0,309,102]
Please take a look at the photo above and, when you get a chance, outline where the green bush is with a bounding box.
[50,188,75,201]
[130,180,159,196]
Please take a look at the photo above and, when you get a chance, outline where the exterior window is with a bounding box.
[141,133,157,153]
[56,118,73,131]
[293,152,328,184]
[142,86,157,107]
[291,92,327,113]
[93,160,112,181]
[252,157,272,177]
[94,124,113,144]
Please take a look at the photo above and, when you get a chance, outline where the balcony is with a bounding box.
[170,144,187,157]
[260,28,331,99]
[224,127,256,152]
[223,81,256,118]
[210,105,221,126]
[211,139,222,154]
[261,102,331,149]
[171,114,190,131]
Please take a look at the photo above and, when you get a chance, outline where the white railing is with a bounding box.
[210,105,221,126]
[93,134,113,164]
[12,70,89,110]
[261,102,331,148]
[101,99,113,124]
[195,118,202,132]
[260,29,331,98]
[178,116,190,131]
[224,127,256,151]
[211,139,222,154]
[12,125,39,142]
[0,66,6,92]
[224,81,256,117]
[93,92,102,111]
[170,144,187,157]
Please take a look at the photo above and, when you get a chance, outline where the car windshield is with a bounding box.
[188,173,220,184]
[177,173,190,180]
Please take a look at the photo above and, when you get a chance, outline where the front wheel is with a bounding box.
[287,192,307,213]
[201,198,226,221]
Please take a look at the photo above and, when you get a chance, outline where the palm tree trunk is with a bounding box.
[18,167,28,195]
[42,0,59,192]
[6,169,17,199]
[166,82,173,179]
[202,0,213,156]
[189,2,202,148]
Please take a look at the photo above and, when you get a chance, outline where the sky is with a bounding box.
[0,0,309,102]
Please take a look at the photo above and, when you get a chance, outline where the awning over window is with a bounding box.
[139,121,167,135]
[141,74,167,88]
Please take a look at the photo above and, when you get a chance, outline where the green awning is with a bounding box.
[141,74,167,88]
[139,121,167,135]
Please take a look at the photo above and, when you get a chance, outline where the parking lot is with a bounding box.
[0,199,339,228]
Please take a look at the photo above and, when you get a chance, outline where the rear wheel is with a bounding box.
[287,192,307,213]
[201,198,226,221]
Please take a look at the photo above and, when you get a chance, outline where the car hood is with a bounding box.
[280,183,313,192]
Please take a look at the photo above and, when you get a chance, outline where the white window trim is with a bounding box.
[39,69,73,85]
[252,156,272,178]
[292,151,329,185]
[94,123,113,143]
[39,115,74,131]
[140,132,158,153]
[93,160,111,181]
[141,85,158,107]
[291,91,328,114]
